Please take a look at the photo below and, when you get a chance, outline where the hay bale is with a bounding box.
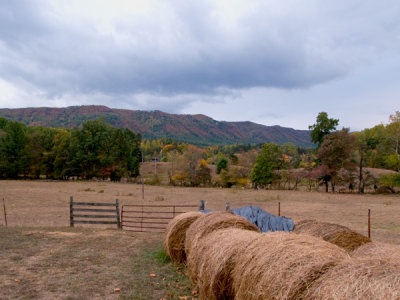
[163,211,204,264]
[185,211,260,283]
[351,242,400,260]
[308,258,400,299]
[193,228,261,300]
[232,232,349,300]
[294,219,371,251]
[294,219,349,237]
[294,219,318,230]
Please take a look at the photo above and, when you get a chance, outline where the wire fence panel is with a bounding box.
[121,204,198,233]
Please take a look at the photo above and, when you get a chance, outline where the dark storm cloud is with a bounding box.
[0,0,399,106]
[0,1,339,97]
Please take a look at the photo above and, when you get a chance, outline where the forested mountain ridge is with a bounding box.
[0,106,313,147]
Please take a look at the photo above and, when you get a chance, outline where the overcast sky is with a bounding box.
[0,0,399,130]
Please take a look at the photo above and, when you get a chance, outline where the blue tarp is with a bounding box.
[232,206,294,233]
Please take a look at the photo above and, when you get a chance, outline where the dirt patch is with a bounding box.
[0,227,193,299]
[23,230,82,238]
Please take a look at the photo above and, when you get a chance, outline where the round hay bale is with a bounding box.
[185,211,260,283]
[193,228,261,300]
[351,242,400,260]
[308,258,400,299]
[163,211,204,264]
[232,232,349,300]
[294,219,318,230]
[293,220,371,251]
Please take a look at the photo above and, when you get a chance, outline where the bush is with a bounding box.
[147,175,161,185]
[379,173,400,191]
[216,158,228,174]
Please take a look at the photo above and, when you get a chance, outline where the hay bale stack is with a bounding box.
[193,228,261,300]
[185,211,260,283]
[294,219,371,251]
[163,211,204,264]
[308,258,400,299]
[351,242,400,260]
[232,232,349,300]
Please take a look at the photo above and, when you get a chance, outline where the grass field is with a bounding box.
[1,180,400,299]
[0,227,193,299]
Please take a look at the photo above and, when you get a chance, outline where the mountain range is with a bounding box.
[0,106,313,147]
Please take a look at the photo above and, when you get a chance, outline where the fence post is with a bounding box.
[368,209,371,239]
[141,205,144,232]
[141,176,144,200]
[121,205,124,230]
[70,196,74,227]
[2,198,7,227]
[199,200,205,211]
[116,199,121,229]
[278,202,280,216]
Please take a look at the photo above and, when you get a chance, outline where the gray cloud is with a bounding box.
[0,0,399,127]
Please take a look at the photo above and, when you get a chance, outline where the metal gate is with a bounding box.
[121,204,198,232]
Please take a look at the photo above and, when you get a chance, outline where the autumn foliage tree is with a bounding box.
[317,129,356,192]
[386,111,400,171]
[388,111,400,154]
[194,159,211,186]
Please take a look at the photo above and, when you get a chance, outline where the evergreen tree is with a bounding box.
[216,157,228,174]
[251,143,283,188]
[0,121,29,178]
[309,112,339,147]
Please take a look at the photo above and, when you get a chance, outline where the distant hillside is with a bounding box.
[0,106,313,147]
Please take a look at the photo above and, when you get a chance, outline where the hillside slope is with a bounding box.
[0,106,313,147]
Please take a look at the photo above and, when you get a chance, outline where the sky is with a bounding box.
[0,0,399,130]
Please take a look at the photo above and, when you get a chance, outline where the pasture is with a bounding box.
[1,180,400,299]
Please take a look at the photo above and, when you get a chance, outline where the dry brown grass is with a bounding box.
[1,180,399,244]
[351,242,400,260]
[185,211,260,284]
[193,228,261,300]
[308,258,400,299]
[163,211,204,264]
[1,180,400,298]
[0,227,195,299]
[232,232,349,300]
[294,219,371,251]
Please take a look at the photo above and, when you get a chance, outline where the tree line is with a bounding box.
[0,118,141,180]
[1,111,399,192]
[251,111,400,193]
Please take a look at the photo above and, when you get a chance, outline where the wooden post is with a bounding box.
[141,152,144,200]
[368,209,371,239]
[141,176,144,200]
[116,199,121,229]
[173,205,176,218]
[70,196,74,227]
[278,202,280,216]
[120,205,124,230]
[141,204,143,232]
[2,198,7,227]
[199,200,205,211]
